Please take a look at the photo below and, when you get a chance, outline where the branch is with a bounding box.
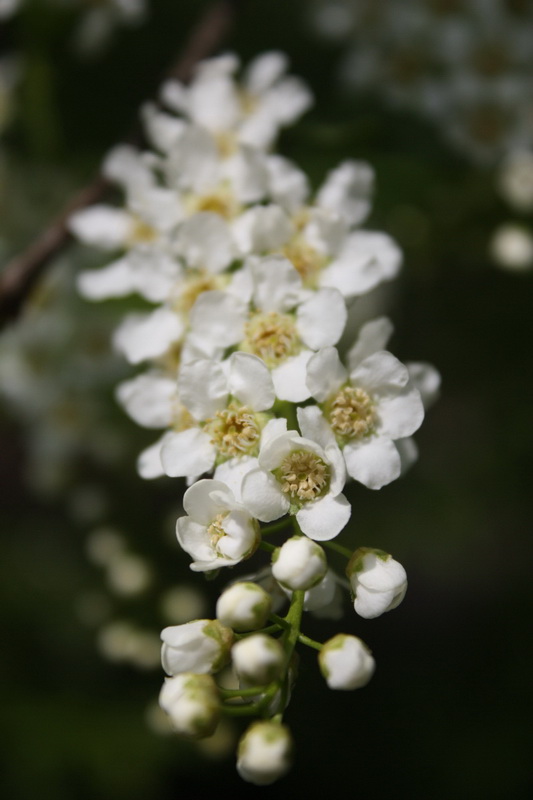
[0,0,242,328]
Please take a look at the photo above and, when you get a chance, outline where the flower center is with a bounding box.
[203,405,262,459]
[207,512,229,548]
[184,186,241,220]
[282,239,326,288]
[241,311,301,368]
[173,273,228,314]
[276,449,330,502]
[324,385,376,444]
[129,218,158,245]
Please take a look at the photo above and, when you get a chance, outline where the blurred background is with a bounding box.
[1,1,532,798]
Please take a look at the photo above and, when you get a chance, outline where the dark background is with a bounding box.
[1,1,532,798]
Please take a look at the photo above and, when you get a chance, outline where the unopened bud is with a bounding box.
[216,582,272,632]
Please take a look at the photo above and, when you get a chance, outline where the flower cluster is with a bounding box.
[310,0,533,163]
[71,51,438,785]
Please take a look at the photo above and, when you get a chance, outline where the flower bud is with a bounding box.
[237,720,293,785]
[159,673,219,738]
[271,535,327,591]
[231,633,285,686]
[346,548,407,619]
[161,619,234,675]
[319,634,375,690]
[216,582,272,632]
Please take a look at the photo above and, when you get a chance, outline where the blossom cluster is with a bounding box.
[310,0,533,163]
[70,51,438,785]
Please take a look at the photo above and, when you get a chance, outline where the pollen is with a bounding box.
[173,273,227,314]
[184,186,241,220]
[204,405,261,458]
[207,512,229,547]
[282,238,326,288]
[242,311,301,368]
[129,218,158,245]
[277,449,330,502]
[325,385,376,443]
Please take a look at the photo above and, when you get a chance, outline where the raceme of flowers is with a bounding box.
[70,51,438,785]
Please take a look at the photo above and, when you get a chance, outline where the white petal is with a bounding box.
[103,145,154,193]
[321,232,402,298]
[137,433,171,479]
[141,102,186,153]
[177,517,216,564]
[232,205,293,255]
[241,468,289,522]
[183,478,235,524]
[165,126,219,193]
[77,258,135,300]
[316,160,374,226]
[188,73,240,133]
[297,406,337,451]
[223,145,269,204]
[260,417,288,449]
[260,77,313,126]
[69,206,133,250]
[378,387,425,439]
[178,359,228,420]
[304,208,347,257]
[343,437,401,490]
[396,437,419,475]
[251,255,302,312]
[227,352,275,411]
[271,351,312,402]
[297,288,346,349]
[306,347,346,402]
[189,290,247,349]
[125,247,181,304]
[296,493,351,540]
[406,361,441,410]
[213,456,259,503]
[113,308,184,364]
[116,372,176,428]
[350,351,410,393]
[175,213,234,273]
[266,154,310,212]
[244,51,288,94]
[161,429,216,478]
[347,317,394,371]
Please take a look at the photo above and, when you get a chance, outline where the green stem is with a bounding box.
[269,613,290,630]
[260,518,292,536]
[259,540,276,553]
[234,623,282,640]
[298,633,322,651]
[219,686,269,699]
[322,540,353,559]
[282,590,305,663]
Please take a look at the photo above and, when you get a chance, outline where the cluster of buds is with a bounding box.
[70,51,438,784]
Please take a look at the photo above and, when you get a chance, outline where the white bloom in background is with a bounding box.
[237,720,293,785]
[216,582,272,632]
[491,223,533,272]
[319,633,375,690]
[190,255,347,401]
[115,371,178,429]
[161,619,234,675]
[347,548,407,619]
[498,149,533,211]
[272,536,327,591]
[232,634,285,685]
[241,418,351,541]
[316,160,374,226]
[112,307,184,365]
[301,342,424,489]
[176,479,260,572]
[159,673,219,738]
[161,352,275,480]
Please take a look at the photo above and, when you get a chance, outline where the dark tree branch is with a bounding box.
[0,0,242,328]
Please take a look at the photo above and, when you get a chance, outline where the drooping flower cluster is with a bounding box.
[70,51,438,785]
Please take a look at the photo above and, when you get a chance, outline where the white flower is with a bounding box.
[115,371,178,429]
[161,352,275,480]
[319,634,375,690]
[491,223,533,272]
[241,418,351,541]
[189,255,347,401]
[159,673,219,738]
[301,342,424,489]
[237,721,293,785]
[347,548,407,619]
[112,307,184,364]
[316,160,374,226]
[231,634,285,685]
[161,618,234,675]
[272,536,327,591]
[216,582,272,632]
[176,479,260,572]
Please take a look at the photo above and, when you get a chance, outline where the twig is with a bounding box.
[0,0,242,328]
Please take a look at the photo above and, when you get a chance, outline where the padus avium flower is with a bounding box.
[271,535,327,591]
[161,619,234,675]
[216,581,272,632]
[346,547,407,619]
[159,672,220,738]
[236,720,293,785]
[319,633,375,690]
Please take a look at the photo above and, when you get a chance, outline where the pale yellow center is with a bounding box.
[241,311,301,368]
[128,218,158,245]
[207,512,229,546]
[282,238,326,288]
[277,450,330,502]
[204,405,261,458]
[325,386,376,443]
[184,186,241,220]
[173,273,227,315]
